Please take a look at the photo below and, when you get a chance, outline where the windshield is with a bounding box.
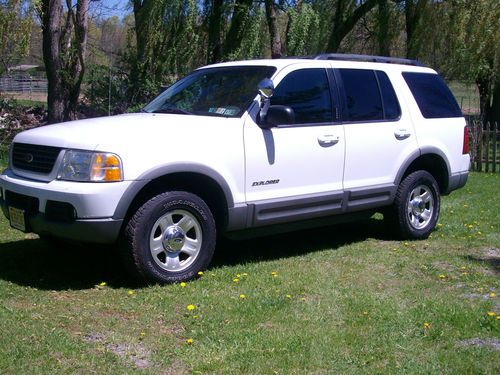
[143,66,277,117]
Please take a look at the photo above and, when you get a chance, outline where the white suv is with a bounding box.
[0,54,470,283]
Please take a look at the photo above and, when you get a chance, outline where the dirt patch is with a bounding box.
[83,332,152,369]
[457,338,500,351]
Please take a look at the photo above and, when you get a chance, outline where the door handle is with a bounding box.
[317,135,339,147]
[394,129,411,140]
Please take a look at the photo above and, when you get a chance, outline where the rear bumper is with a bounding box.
[445,171,468,194]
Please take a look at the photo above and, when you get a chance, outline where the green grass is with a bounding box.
[0,172,499,374]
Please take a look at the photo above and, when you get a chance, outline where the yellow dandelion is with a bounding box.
[187,304,195,311]
[127,290,135,295]
[461,272,469,276]
[437,223,443,227]
[233,278,239,283]
[197,271,204,276]
[140,332,146,336]
[271,271,278,277]
[490,292,496,298]
[468,224,473,228]
[193,315,199,319]
[239,294,246,299]
[180,282,187,287]
[487,312,496,317]
[236,274,241,278]
[186,338,193,345]
[242,273,248,277]
[423,322,431,329]
[478,231,482,235]
[301,297,306,301]
[363,311,369,316]
[439,274,446,279]
[496,316,500,321]
[99,282,107,287]
[286,294,292,299]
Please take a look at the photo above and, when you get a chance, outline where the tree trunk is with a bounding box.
[40,0,90,123]
[223,0,253,60]
[264,0,282,59]
[405,0,428,59]
[327,0,379,52]
[377,0,390,56]
[487,78,500,124]
[207,0,224,64]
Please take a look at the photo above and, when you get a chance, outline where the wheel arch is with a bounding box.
[114,165,234,233]
[395,148,451,194]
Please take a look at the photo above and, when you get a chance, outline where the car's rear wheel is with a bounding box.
[120,191,216,283]
[386,170,440,239]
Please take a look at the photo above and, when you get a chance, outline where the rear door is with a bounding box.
[337,68,419,209]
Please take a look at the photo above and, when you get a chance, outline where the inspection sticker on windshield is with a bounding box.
[208,107,239,116]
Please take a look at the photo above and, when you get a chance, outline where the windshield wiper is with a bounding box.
[151,107,193,115]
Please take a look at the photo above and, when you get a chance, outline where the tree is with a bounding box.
[38,0,91,123]
[264,0,282,58]
[445,0,500,123]
[0,0,33,74]
[404,0,428,59]
[327,0,379,52]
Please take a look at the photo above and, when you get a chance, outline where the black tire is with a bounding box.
[385,170,440,239]
[120,191,216,283]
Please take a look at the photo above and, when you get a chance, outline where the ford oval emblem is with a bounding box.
[24,153,34,163]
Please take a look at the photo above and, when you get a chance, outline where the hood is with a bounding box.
[13,113,239,153]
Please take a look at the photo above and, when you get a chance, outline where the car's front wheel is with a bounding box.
[386,170,440,239]
[120,191,216,283]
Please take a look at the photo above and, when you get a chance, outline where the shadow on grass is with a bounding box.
[0,218,390,291]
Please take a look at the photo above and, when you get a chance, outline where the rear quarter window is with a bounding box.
[402,72,462,118]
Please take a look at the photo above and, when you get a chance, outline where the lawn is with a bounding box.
[0,171,498,374]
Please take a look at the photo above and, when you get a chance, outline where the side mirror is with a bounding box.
[266,105,295,127]
[257,78,274,126]
[258,78,274,99]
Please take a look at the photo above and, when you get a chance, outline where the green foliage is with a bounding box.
[286,3,320,56]
[0,0,33,74]
[84,65,130,115]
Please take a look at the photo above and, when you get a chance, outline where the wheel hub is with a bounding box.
[411,197,425,215]
[162,225,186,253]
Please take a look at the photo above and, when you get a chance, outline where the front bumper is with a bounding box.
[0,168,132,243]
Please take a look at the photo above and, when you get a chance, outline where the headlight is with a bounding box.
[57,150,123,182]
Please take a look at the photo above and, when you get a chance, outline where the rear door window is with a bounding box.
[338,69,401,122]
[402,72,462,118]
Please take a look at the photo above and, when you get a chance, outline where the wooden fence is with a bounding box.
[469,121,499,173]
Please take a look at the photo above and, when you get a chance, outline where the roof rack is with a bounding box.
[311,53,424,67]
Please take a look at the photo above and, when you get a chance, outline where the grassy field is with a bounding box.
[0,169,498,374]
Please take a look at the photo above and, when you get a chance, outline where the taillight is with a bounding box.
[463,126,469,154]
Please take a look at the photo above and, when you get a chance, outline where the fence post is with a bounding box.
[493,122,498,173]
[476,122,483,172]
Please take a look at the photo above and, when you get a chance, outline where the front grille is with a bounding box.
[12,143,61,174]
[5,190,39,214]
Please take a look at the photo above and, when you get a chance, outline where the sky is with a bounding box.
[90,0,132,20]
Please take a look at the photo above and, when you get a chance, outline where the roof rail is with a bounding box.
[312,53,424,67]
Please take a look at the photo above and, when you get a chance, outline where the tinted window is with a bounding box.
[402,72,462,118]
[376,71,400,119]
[340,69,383,121]
[271,69,333,124]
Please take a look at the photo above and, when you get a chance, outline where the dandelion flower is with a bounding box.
[127,290,135,295]
[242,273,248,277]
[187,304,195,311]
[437,223,443,227]
[487,312,496,317]
[460,266,467,270]
[363,311,369,316]
[286,294,292,299]
[236,274,241,278]
[496,316,500,321]
[180,282,187,287]
[186,338,193,345]
[239,294,246,299]
[490,292,496,298]
[140,332,146,336]
[233,278,239,283]
[423,322,431,329]
[193,315,199,319]
[99,282,107,287]
[439,274,446,279]
[197,271,204,276]
[271,271,278,277]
